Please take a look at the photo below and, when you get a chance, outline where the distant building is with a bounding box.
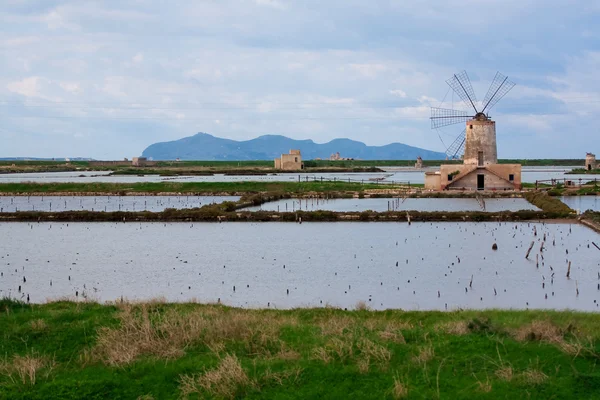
[585,152,597,171]
[329,152,354,161]
[275,150,303,170]
[132,157,147,167]
[415,156,423,169]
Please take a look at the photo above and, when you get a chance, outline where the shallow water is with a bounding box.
[0,166,592,184]
[242,198,539,212]
[0,171,391,184]
[0,195,240,213]
[1,222,598,311]
[560,196,600,212]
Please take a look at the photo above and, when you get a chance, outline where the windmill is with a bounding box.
[431,71,515,160]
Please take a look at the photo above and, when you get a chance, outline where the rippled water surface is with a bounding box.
[0,195,239,212]
[560,196,600,212]
[1,222,598,311]
[0,166,593,184]
[242,198,539,212]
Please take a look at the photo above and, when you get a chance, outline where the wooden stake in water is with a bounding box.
[567,261,571,279]
[525,241,535,259]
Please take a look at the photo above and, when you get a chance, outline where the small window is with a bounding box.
[470,125,473,129]
[447,174,453,181]
[509,174,514,182]
[294,157,298,162]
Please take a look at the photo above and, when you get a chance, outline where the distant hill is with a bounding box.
[142,133,446,161]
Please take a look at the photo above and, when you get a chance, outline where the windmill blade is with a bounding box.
[446,129,466,160]
[446,70,478,113]
[481,72,515,114]
[430,107,473,129]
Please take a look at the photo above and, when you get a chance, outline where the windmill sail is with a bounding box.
[481,72,515,114]
[430,107,473,129]
[446,70,478,113]
[446,129,466,160]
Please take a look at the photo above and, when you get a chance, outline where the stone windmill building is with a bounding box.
[585,152,597,171]
[425,71,521,191]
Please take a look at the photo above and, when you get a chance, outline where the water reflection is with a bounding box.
[243,198,539,212]
[560,196,600,212]
[1,221,597,311]
[0,195,239,213]
[0,166,592,184]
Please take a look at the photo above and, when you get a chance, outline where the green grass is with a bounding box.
[523,191,575,214]
[1,299,600,399]
[0,181,416,195]
[567,168,600,175]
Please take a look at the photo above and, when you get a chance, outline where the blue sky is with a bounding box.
[1,0,599,159]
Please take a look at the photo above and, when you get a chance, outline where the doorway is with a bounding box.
[589,164,592,171]
[477,174,484,190]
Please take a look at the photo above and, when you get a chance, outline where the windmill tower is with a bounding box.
[425,71,520,191]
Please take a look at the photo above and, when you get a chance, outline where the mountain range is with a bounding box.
[142,133,445,160]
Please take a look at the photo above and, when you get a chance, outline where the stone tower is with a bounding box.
[585,153,596,171]
[462,115,497,166]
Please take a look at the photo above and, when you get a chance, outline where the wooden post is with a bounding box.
[525,241,535,259]
[566,261,571,279]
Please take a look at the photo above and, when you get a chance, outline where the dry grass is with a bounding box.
[179,355,301,399]
[412,345,434,365]
[327,337,354,362]
[357,356,370,374]
[317,315,356,336]
[476,379,492,393]
[311,347,332,364]
[275,347,301,361]
[436,320,469,336]
[495,366,514,382]
[355,301,370,311]
[261,367,302,386]
[94,304,296,365]
[0,353,52,385]
[513,320,564,343]
[30,319,48,331]
[311,336,354,364]
[512,320,595,358]
[179,354,254,399]
[357,338,391,367]
[391,374,408,399]
[378,330,405,343]
[521,369,548,385]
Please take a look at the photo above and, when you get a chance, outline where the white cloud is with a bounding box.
[43,10,80,31]
[389,89,407,98]
[348,63,388,78]
[255,0,286,9]
[0,0,597,158]
[59,81,81,94]
[7,76,44,98]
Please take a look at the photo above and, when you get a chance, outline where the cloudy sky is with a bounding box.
[1,0,599,159]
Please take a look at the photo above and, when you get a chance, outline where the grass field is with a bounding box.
[0,181,415,195]
[1,299,600,399]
